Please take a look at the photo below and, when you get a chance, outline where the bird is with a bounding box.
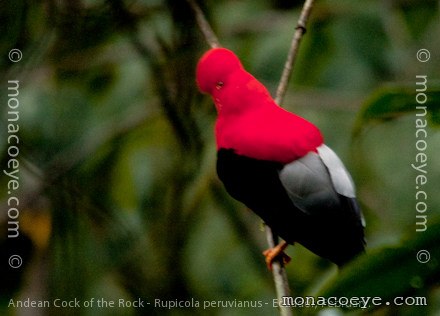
[196,47,365,269]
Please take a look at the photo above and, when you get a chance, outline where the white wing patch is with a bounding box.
[316,144,356,198]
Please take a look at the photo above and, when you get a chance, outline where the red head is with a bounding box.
[196,48,243,95]
[195,47,323,163]
[196,48,274,115]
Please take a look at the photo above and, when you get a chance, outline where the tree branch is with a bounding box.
[264,229,292,316]
[266,2,315,315]
[190,1,316,315]
[186,0,220,48]
[275,0,315,105]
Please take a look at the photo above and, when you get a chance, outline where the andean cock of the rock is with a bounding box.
[196,48,365,269]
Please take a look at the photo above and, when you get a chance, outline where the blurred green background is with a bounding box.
[1,0,439,315]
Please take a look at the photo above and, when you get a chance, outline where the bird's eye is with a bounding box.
[216,81,224,90]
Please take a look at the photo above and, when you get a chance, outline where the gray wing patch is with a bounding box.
[316,144,355,198]
[278,144,359,217]
[278,151,340,215]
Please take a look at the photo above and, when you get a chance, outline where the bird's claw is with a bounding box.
[263,244,292,271]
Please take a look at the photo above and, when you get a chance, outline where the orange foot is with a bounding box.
[262,240,291,270]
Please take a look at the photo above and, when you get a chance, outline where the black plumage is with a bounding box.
[217,148,365,267]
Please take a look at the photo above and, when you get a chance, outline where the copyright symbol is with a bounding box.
[8,254,23,268]
[8,49,23,63]
[416,250,430,263]
[416,49,430,63]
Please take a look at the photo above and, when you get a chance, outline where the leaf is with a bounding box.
[315,218,440,309]
[352,84,440,138]
[399,0,439,40]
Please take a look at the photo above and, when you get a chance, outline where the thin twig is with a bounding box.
[189,1,315,315]
[186,0,220,48]
[264,229,292,316]
[275,0,315,105]
[267,0,315,315]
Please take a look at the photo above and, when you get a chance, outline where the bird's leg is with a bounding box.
[262,240,291,270]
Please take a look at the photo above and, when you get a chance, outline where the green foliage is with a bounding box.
[353,85,440,137]
[1,1,440,316]
[317,218,440,308]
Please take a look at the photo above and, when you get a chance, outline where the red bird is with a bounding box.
[196,48,365,269]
